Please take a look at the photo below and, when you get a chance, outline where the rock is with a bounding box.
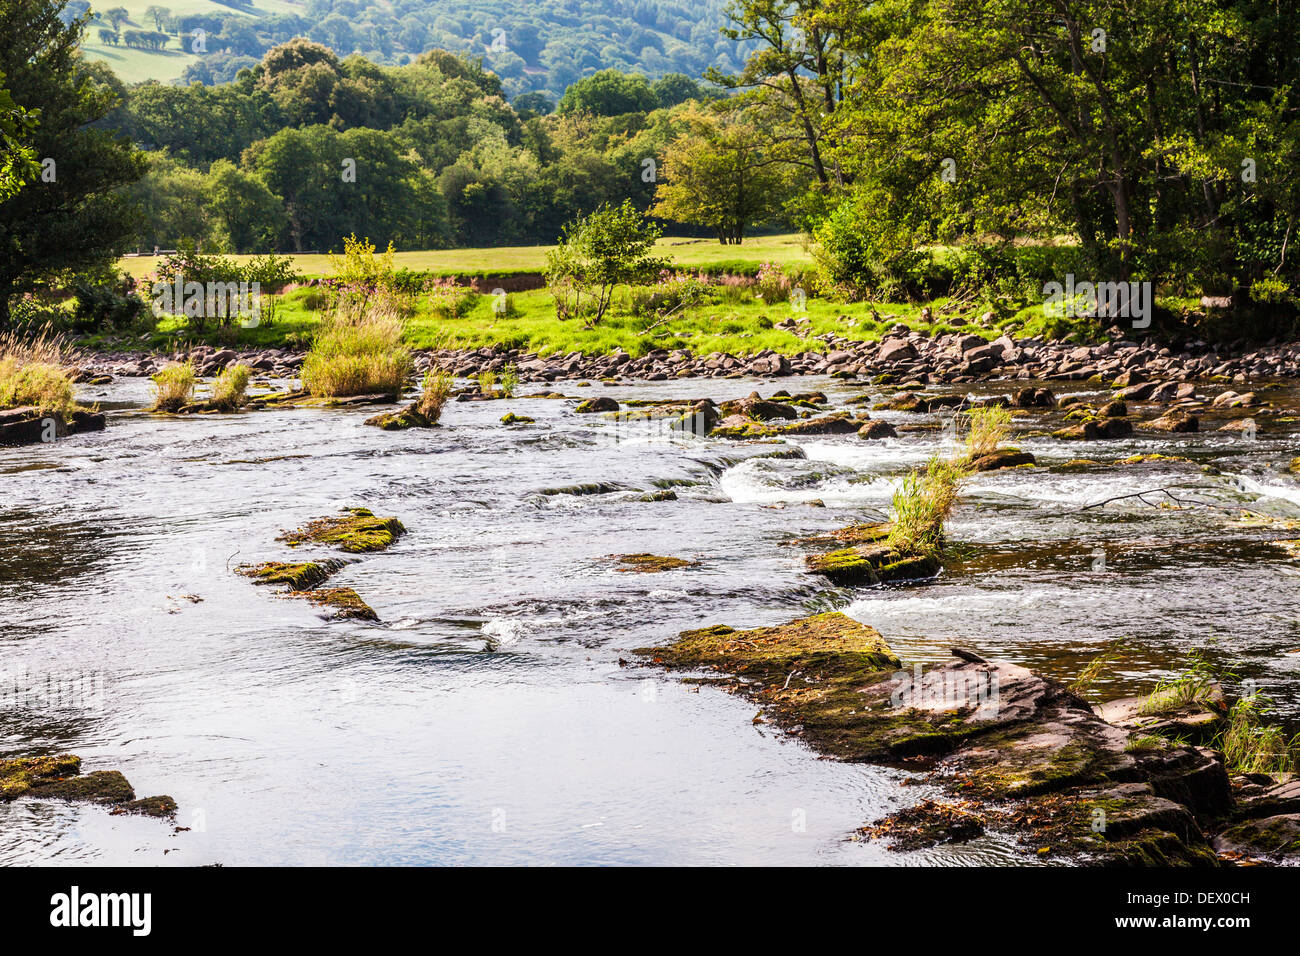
[1097,400,1127,417]
[1212,814,1300,863]
[0,406,105,446]
[300,587,379,622]
[878,339,919,363]
[613,553,698,572]
[1,754,175,818]
[278,507,406,553]
[365,404,437,430]
[1053,418,1133,440]
[1142,410,1199,433]
[1013,387,1056,408]
[239,559,347,591]
[966,450,1036,472]
[858,420,898,440]
[575,397,619,413]
[805,542,941,586]
[748,354,791,376]
[1114,381,1160,402]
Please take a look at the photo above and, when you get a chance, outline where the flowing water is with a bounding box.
[2,373,1298,865]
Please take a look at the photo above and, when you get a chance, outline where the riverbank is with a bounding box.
[68,326,1300,387]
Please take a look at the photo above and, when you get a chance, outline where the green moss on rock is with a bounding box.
[279,507,406,553]
[613,553,698,572]
[239,559,346,591]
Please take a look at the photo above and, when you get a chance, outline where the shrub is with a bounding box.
[151,361,196,412]
[498,364,519,398]
[69,268,149,333]
[301,301,412,399]
[211,363,251,411]
[546,200,668,327]
[886,456,966,558]
[417,370,453,422]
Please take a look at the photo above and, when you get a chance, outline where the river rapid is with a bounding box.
[2,373,1298,865]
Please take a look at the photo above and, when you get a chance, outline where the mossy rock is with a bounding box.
[575,397,619,413]
[1212,814,1300,862]
[1,754,175,816]
[365,404,437,430]
[613,553,698,572]
[279,508,406,553]
[637,489,678,502]
[638,612,900,683]
[789,522,892,550]
[501,413,534,425]
[300,587,379,621]
[239,559,346,591]
[805,542,941,586]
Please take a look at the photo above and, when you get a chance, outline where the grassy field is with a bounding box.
[80,0,306,84]
[118,234,815,281]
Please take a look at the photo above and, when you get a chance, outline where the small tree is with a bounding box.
[143,4,169,30]
[104,6,128,29]
[545,201,667,327]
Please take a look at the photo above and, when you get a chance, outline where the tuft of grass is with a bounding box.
[417,369,453,422]
[476,369,497,396]
[150,361,196,412]
[301,300,412,399]
[0,329,78,415]
[1139,653,1219,715]
[1068,639,1131,699]
[963,405,1013,459]
[211,363,251,412]
[885,455,966,559]
[1218,695,1299,775]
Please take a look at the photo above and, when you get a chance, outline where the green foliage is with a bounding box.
[559,69,658,116]
[150,360,196,411]
[211,363,251,411]
[0,0,146,329]
[301,299,412,398]
[1218,695,1299,776]
[546,200,667,326]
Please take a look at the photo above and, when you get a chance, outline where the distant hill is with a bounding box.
[73,0,743,93]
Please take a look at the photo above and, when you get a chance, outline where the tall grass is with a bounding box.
[301,300,412,399]
[211,364,252,411]
[150,361,196,412]
[0,329,78,415]
[1219,696,1299,775]
[1069,640,1131,699]
[417,370,454,422]
[477,369,497,395]
[886,456,966,558]
[963,405,1013,458]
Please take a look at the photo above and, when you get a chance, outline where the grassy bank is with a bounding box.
[118,234,815,282]
[125,285,1025,357]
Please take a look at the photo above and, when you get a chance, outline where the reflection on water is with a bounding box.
[1,374,1297,864]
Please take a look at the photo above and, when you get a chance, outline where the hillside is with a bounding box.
[73,0,740,93]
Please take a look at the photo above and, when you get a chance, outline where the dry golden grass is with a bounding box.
[417,369,454,422]
[150,362,196,412]
[301,300,412,399]
[211,364,252,411]
[0,328,78,415]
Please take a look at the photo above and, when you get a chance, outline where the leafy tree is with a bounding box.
[143,4,168,30]
[558,69,658,116]
[0,0,145,329]
[204,159,287,252]
[103,5,127,29]
[0,72,37,200]
[652,104,793,243]
[651,72,705,108]
[545,200,667,325]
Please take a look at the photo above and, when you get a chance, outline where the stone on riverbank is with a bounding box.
[300,587,379,621]
[965,449,1036,472]
[575,397,619,413]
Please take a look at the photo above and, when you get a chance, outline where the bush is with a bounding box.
[301,300,412,399]
[69,268,150,334]
[211,363,251,411]
[498,364,519,398]
[151,361,197,412]
[0,329,77,415]
[547,201,668,326]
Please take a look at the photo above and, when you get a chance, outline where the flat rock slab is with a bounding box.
[1212,814,1300,862]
